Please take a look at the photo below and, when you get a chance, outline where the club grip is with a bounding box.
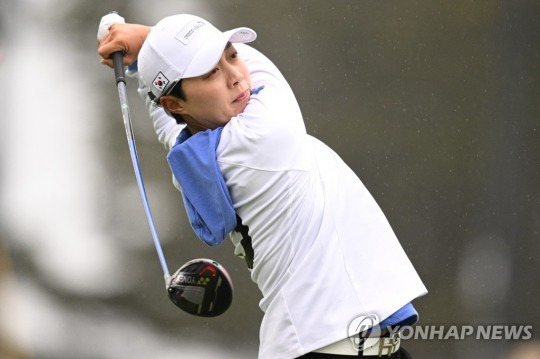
[112,51,125,84]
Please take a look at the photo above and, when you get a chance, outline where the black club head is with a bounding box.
[167,258,233,317]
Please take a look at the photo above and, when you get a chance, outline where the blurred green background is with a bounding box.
[0,0,538,358]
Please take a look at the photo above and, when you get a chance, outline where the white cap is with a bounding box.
[138,14,257,101]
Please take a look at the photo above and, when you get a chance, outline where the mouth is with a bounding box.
[233,89,250,103]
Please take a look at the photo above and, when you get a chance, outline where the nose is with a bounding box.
[225,64,244,88]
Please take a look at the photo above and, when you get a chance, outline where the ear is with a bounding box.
[160,95,188,115]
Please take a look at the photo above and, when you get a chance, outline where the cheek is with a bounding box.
[197,94,228,121]
[203,86,225,104]
[187,83,234,121]
[244,70,251,87]
[192,91,219,112]
[240,61,251,86]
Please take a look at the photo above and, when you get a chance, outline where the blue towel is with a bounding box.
[166,127,237,246]
[378,303,418,329]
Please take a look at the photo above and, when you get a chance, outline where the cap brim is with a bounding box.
[182,27,257,79]
[226,27,257,43]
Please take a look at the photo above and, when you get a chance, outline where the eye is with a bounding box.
[204,67,219,79]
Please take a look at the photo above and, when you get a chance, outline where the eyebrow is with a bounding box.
[225,42,232,50]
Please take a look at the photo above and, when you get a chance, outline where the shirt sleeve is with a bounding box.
[233,44,305,134]
[216,44,307,171]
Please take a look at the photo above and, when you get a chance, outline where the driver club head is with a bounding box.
[167,258,233,317]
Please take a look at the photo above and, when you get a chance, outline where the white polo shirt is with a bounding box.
[141,44,427,359]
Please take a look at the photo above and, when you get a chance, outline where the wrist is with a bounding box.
[136,24,152,44]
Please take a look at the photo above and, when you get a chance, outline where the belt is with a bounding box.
[314,333,401,357]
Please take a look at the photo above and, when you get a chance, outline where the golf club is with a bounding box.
[97,12,233,317]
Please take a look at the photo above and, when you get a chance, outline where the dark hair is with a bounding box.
[167,80,187,124]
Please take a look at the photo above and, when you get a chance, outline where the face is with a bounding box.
[164,43,251,134]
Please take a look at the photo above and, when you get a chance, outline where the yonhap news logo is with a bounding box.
[348,313,533,351]
[348,314,381,351]
[393,324,533,341]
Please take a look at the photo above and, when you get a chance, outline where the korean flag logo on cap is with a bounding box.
[152,72,170,93]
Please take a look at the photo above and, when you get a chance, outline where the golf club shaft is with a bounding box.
[112,51,171,283]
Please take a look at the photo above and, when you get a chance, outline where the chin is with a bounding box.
[218,117,233,127]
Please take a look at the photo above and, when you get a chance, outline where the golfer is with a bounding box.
[98,14,427,359]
